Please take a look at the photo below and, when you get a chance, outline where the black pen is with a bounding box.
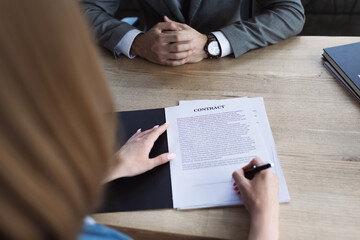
[244,162,273,179]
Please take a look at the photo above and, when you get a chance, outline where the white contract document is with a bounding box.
[165,97,289,209]
[180,97,290,204]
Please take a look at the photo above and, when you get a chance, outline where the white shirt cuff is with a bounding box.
[212,31,233,57]
[114,29,142,59]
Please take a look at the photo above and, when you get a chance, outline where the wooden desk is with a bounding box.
[93,36,360,240]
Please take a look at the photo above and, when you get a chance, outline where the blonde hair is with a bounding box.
[0,0,115,239]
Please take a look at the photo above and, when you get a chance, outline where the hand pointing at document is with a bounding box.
[104,123,176,182]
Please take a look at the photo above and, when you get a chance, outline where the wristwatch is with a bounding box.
[204,34,221,59]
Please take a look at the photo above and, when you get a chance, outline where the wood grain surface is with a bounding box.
[92,36,360,240]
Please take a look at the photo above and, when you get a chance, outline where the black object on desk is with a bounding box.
[323,42,360,102]
[96,108,173,213]
[244,163,273,179]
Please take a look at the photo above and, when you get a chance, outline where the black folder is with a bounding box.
[324,62,360,102]
[96,108,173,213]
[323,42,360,102]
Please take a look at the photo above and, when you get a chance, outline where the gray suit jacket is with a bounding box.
[80,0,305,58]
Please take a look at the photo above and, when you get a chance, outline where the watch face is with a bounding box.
[208,41,220,56]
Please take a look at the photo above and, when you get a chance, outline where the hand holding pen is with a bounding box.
[232,157,279,240]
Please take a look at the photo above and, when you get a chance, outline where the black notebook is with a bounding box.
[96,108,173,213]
[323,42,360,101]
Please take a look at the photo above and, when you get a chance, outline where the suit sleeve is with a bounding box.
[79,0,137,53]
[220,0,305,58]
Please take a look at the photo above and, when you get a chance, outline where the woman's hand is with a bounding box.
[232,157,279,240]
[104,123,175,183]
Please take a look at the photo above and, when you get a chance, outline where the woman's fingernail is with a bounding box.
[137,128,141,133]
[164,122,169,126]
[233,187,238,191]
[167,153,176,160]
[236,191,241,195]
[233,182,236,186]
[153,125,159,129]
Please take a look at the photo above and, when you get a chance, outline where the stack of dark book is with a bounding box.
[323,42,360,102]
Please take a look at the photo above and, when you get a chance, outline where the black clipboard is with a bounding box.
[96,108,173,213]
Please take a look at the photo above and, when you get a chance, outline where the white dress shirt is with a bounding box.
[114,1,233,58]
